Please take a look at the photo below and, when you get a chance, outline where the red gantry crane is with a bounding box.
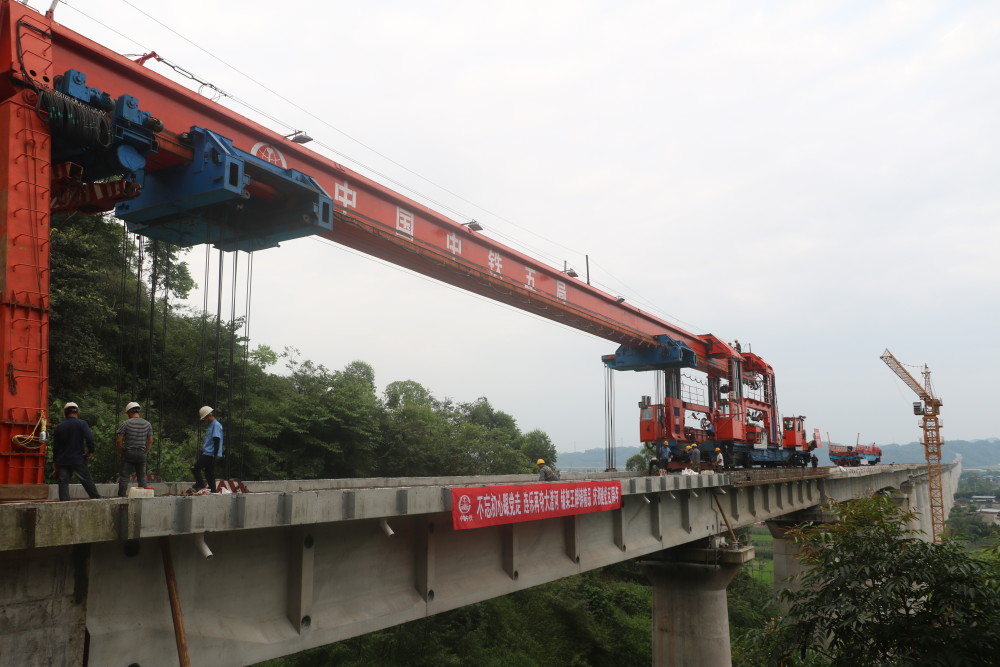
[880,349,945,541]
[0,0,813,492]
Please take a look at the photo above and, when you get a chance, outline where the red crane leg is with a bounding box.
[0,23,52,489]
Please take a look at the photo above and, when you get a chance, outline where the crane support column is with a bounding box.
[640,545,754,667]
[922,413,945,540]
[0,3,54,492]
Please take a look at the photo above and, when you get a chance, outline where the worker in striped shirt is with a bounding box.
[116,401,153,497]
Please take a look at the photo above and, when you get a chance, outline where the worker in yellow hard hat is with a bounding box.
[537,459,559,482]
[714,447,725,473]
[688,445,701,472]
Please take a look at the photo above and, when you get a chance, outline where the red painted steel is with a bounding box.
[0,0,778,483]
[26,4,733,371]
[0,2,53,484]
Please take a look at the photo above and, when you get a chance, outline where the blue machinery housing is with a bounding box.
[50,69,333,252]
[601,334,698,372]
[117,127,333,252]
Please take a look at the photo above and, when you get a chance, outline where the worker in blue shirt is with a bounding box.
[52,401,102,501]
[191,405,223,493]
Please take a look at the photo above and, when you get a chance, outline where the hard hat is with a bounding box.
[536,459,545,465]
[63,401,78,411]
[198,405,214,420]
[715,448,721,452]
[125,401,141,413]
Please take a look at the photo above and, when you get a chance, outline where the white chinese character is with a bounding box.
[488,250,503,274]
[396,207,414,236]
[334,181,356,209]
[556,280,567,301]
[525,268,536,290]
[447,232,462,255]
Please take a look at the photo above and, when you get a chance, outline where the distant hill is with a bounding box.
[874,438,999,468]
[556,446,643,470]
[556,438,1000,470]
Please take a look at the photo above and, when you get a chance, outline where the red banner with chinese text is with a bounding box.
[451,481,623,530]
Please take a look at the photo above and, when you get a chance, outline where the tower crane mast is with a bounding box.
[880,349,945,541]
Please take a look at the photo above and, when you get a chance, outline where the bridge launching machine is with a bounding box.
[0,0,818,494]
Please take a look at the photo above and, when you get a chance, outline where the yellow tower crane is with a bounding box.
[880,349,945,542]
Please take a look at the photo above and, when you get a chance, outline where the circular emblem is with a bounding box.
[250,142,287,168]
[458,494,472,514]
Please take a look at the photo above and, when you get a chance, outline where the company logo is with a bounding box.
[457,494,472,514]
[250,142,287,168]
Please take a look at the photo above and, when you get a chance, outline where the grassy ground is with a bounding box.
[746,525,774,587]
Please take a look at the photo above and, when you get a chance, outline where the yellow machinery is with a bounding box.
[880,349,945,542]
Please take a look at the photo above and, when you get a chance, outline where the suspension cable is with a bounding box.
[238,252,254,480]
[144,239,159,420]
[156,245,171,478]
[109,222,134,480]
[114,223,129,427]
[130,235,145,402]
[225,251,239,479]
[604,367,616,471]
[196,244,211,458]
[213,247,224,409]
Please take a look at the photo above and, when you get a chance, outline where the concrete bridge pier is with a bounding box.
[765,509,837,608]
[641,545,754,667]
[766,518,807,610]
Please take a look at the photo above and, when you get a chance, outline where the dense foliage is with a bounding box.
[744,495,1000,666]
[47,213,555,483]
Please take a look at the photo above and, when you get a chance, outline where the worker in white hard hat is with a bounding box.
[51,401,101,501]
[537,458,559,482]
[191,406,224,494]
[115,401,153,497]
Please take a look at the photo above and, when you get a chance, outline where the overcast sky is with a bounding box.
[36,1,1000,453]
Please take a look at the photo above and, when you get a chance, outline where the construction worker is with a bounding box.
[537,458,558,481]
[688,445,701,472]
[714,447,724,473]
[116,401,153,497]
[52,402,101,501]
[191,406,224,493]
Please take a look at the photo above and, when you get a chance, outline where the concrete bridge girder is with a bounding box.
[0,463,959,666]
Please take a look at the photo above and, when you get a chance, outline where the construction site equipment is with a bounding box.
[880,349,945,541]
[0,0,816,486]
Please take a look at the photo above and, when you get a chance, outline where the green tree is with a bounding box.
[774,495,1000,666]
[954,471,996,499]
[947,504,998,544]
[520,429,557,466]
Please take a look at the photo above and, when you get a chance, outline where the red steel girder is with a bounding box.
[0,3,740,373]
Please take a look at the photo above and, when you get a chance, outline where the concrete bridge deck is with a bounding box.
[0,463,959,666]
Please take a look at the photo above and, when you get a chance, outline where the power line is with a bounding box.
[61,0,702,335]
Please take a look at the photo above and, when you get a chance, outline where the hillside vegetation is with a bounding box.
[48,214,556,484]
